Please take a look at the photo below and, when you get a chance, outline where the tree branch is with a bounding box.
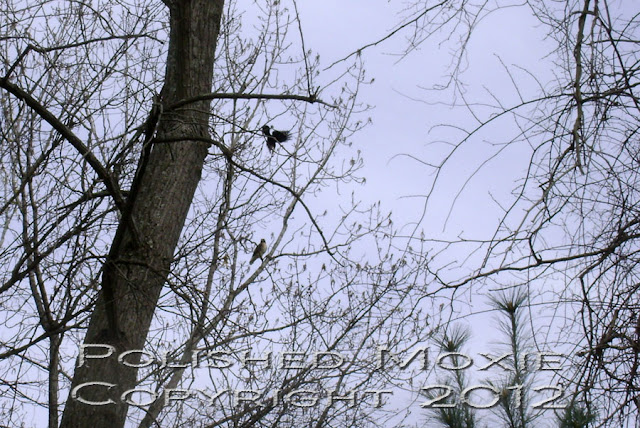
[0,78,127,213]
[167,91,335,110]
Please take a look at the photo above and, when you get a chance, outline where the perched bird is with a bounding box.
[261,125,290,152]
[250,239,267,264]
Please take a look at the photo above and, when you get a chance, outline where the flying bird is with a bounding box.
[250,239,267,264]
[261,125,290,152]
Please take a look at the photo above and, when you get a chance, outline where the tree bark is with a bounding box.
[60,1,224,426]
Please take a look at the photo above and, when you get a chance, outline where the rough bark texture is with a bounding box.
[60,1,224,426]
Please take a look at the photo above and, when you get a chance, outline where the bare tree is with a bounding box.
[318,0,640,424]
[0,0,435,427]
[381,1,640,426]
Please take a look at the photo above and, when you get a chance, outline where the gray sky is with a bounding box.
[299,1,554,237]
[295,2,567,424]
[3,1,619,425]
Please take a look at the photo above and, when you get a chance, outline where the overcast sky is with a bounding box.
[295,3,565,424]
[298,1,553,237]
[4,1,611,425]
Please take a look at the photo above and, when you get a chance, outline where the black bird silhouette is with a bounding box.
[261,125,290,152]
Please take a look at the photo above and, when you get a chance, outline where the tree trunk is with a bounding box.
[60,1,224,426]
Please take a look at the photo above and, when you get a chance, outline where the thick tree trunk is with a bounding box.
[60,1,224,426]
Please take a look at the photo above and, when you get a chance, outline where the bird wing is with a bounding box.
[271,130,290,143]
[266,137,276,152]
[250,241,267,264]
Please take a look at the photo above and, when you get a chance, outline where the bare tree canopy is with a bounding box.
[387,0,640,426]
[0,0,431,427]
[2,0,640,427]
